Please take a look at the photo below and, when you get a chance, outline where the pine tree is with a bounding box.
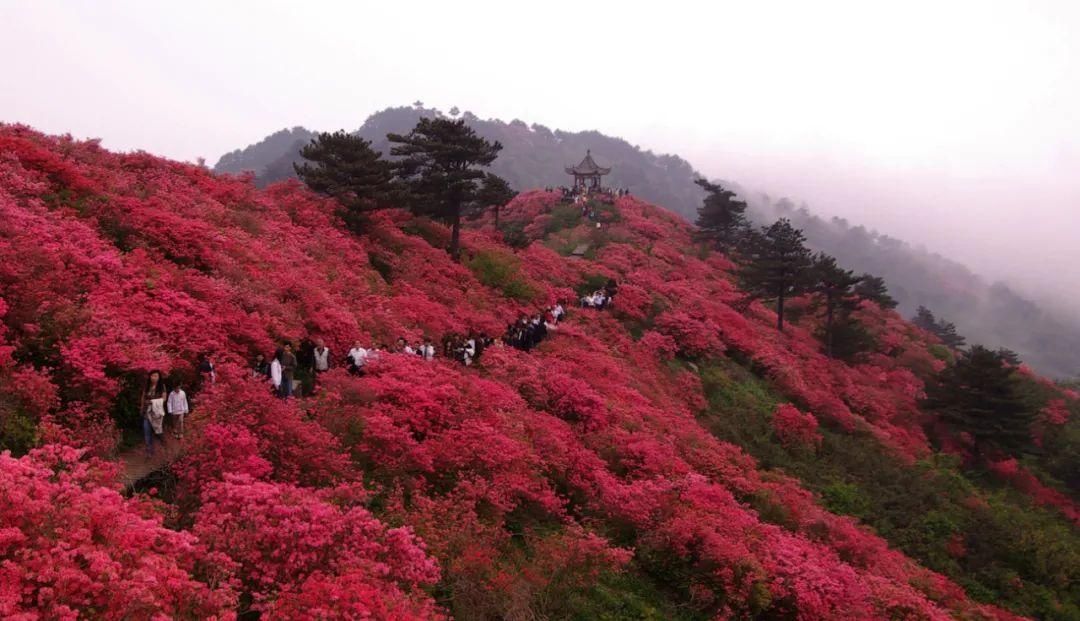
[694,178,749,252]
[854,274,898,309]
[913,305,938,332]
[388,118,504,262]
[936,320,967,349]
[810,253,864,358]
[738,219,814,332]
[470,172,517,228]
[293,131,396,233]
[922,345,1033,457]
[912,306,966,349]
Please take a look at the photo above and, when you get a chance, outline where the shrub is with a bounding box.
[467,249,537,301]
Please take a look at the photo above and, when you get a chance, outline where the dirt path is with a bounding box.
[117,433,185,489]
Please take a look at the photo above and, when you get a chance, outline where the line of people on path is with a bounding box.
[580,279,618,310]
[136,295,588,457]
[136,280,617,457]
[503,302,565,352]
[250,338,333,398]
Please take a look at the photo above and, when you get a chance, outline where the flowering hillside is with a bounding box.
[1,125,1077,620]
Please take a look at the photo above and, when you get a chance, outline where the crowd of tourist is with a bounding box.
[581,278,618,310]
[549,185,631,202]
[137,285,615,456]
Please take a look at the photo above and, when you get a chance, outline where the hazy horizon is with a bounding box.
[3,0,1078,311]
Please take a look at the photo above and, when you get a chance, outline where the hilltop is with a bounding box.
[215,106,1080,379]
[1,125,1078,619]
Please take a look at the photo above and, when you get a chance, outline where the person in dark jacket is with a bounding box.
[280,341,298,398]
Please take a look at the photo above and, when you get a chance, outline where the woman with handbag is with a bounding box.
[140,369,167,457]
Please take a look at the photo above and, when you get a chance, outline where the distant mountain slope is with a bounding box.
[214,106,1079,378]
[214,106,705,219]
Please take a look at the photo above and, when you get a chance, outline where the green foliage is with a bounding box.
[401,217,449,249]
[820,481,870,518]
[499,221,530,249]
[913,306,967,349]
[559,566,705,621]
[0,405,37,455]
[389,117,504,262]
[817,316,875,362]
[738,219,815,332]
[575,273,614,298]
[694,178,749,252]
[367,251,394,283]
[922,345,1034,457]
[695,358,1080,620]
[809,252,866,358]
[293,131,397,234]
[927,343,953,363]
[545,203,584,234]
[853,274,898,309]
[467,249,536,301]
[1040,418,1080,493]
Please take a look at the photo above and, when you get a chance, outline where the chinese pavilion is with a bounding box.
[565,150,611,191]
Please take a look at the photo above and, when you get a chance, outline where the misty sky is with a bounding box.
[2,1,1078,306]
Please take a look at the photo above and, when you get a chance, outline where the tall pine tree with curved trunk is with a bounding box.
[694,178,749,252]
[810,253,864,358]
[388,118,503,262]
[293,131,396,234]
[922,345,1032,459]
[737,219,814,332]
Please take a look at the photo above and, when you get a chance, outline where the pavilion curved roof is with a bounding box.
[565,150,611,176]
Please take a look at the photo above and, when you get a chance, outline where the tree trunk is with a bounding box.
[776,290,785,332]
[449,204,462,263]
[494,204,500,229]
[825,298,834,357]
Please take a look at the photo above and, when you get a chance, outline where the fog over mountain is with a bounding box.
[214,105,1080,378]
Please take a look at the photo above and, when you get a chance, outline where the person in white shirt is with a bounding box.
[270,349,283,394]
[395,337,414,355]
[347,341,367,375]
[463,338,477,366]
[313,338,331,374]
[420,336,436,361]
[553,303,565,322]
[167,383,190,440]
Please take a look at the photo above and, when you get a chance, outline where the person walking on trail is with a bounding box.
[313,338,331,374]
[252,353,270,378]
[270,348,283,395]
[167,382,189,440]
[197,353,216,386]
[420,336,436,361]
[280,341,298,398]
[346,340,367,375]
[140,370,167,457]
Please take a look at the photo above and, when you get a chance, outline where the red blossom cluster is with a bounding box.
[771,403,823,450]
